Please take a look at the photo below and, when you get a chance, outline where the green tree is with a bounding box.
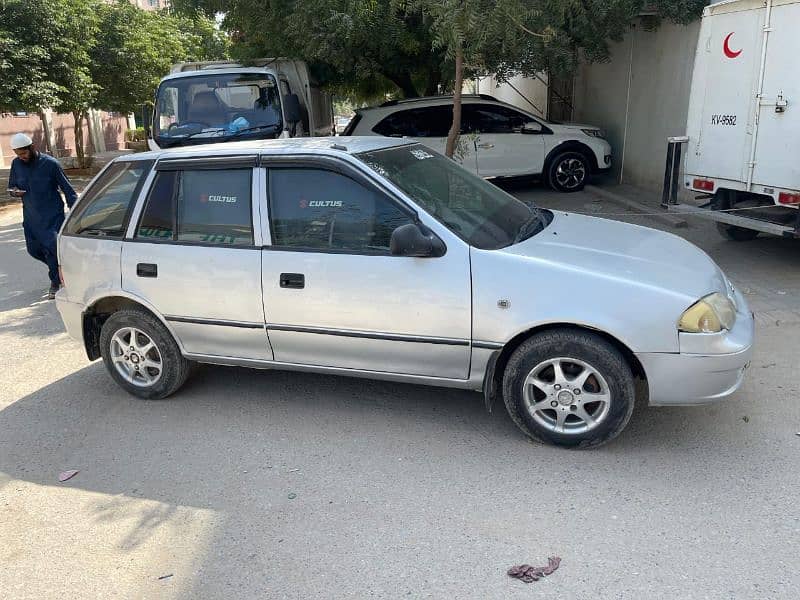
[91,2,229,116]
[173,0,451,99]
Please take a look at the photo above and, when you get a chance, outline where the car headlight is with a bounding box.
[678,293,737,333]
[582,129,605,139]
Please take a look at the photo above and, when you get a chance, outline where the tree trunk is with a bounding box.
[423,64,442,96]
[38,109,55,154]
[382,70,420,99]
[73,110,86,169]
[445,45,464,159]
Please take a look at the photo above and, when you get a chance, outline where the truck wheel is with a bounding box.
[502,329,635,449]
[547,152,589,193]
[99,309,190,400]
[713,190,759,241]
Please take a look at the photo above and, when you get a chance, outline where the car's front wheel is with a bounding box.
[547,152,590,193]
[502,329,636,449]
[99,309,190,399]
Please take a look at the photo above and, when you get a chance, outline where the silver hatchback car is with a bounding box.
[56,138,754,449]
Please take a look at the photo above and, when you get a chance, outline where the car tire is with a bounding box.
[502,329,635,449]
[712,190,759,242]
[547,152,590,193]
[99,308,190,400]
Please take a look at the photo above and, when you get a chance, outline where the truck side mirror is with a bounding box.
[283,93,302,124]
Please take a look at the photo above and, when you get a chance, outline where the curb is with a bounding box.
[586,185,689,229]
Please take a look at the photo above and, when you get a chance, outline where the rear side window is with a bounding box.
[372,106,452,138]
[136,168,253,246]
[65,161,153,237]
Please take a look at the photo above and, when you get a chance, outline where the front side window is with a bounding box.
[358,145,551,250]
[269,168,412,252]
[65,161,153,238]
[154,73,283,147]
[136,168,254,246]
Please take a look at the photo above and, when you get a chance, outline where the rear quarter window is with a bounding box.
[64,161,153,238]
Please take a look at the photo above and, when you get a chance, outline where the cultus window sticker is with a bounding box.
[299,199,344,208]
[201,194,238,203]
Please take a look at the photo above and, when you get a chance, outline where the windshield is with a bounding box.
[357,145,551,250]
[154,73,283,147]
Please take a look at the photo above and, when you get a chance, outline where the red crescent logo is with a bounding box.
[724,33,742,59]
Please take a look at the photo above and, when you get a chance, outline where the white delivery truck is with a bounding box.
[663,0,800,240]
[148,59,334,151]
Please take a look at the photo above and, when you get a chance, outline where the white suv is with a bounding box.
[342,94,612,192]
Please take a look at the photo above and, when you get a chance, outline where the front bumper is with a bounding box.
[55,291,84,345]
[636,291,754,406]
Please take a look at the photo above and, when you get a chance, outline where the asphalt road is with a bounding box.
[1,189,799,600]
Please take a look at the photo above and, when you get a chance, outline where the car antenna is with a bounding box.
[330,143,348,151]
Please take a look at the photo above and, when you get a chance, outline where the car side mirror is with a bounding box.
[283,93,302,124]
[390,223,446,258]
[521,121,543,135]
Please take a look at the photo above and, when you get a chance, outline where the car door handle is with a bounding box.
[477,143,495,149]
[136,263,158,278]
[280,273,305,289]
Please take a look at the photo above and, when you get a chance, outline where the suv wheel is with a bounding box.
[548,152,589,193]
[502,329,635,449]
[99,309,190,399]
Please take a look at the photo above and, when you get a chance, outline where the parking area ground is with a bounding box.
[1,183,799,599]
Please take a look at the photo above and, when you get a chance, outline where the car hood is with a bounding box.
[502,212,728,303]
[552,122,601,131]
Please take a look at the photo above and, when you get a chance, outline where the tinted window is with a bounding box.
[373,106,453,138]
[136,171,176,241]
[65,161,153,237]
[136,169,253,246]
[178,170,253,245]
[462,104,529,134]
[269,169,412,252]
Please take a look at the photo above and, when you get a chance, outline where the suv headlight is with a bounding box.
[582,128,605,139]
[678,293,737,333]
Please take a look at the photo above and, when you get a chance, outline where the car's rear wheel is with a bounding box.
[502,329,635,449]
[547,152,590,193]
[99,309,190,399]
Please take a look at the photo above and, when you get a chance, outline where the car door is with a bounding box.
[373,106,479,174]
[463,103,546,178]
[260,157,472,379]
[122,156,273,361]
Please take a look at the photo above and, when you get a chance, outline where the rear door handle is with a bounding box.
[477,143,495,149]
[280,273,305,289]
[137,263,158,278]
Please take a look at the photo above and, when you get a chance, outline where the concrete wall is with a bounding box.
[573,19,701,192]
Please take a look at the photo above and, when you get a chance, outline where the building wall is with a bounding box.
[0,111,128,166]
[573,19,702,192]
[474,74,549,119]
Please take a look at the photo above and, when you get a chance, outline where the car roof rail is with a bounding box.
[378,93,499,108]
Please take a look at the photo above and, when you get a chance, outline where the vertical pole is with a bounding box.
[661,142,675,208]
[670,142,682,205]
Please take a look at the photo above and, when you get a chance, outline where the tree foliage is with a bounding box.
[0,0,227,165]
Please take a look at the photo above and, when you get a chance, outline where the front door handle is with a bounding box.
[280,273,305,289]
[137,263,158,278]
[477,143,495,149]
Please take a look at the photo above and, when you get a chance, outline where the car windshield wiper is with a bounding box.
[514,209,547,244]
[157,128,227,148]
[227,124,281,138]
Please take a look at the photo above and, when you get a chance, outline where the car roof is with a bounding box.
[355,95,532,115]
[124,136,415,162]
